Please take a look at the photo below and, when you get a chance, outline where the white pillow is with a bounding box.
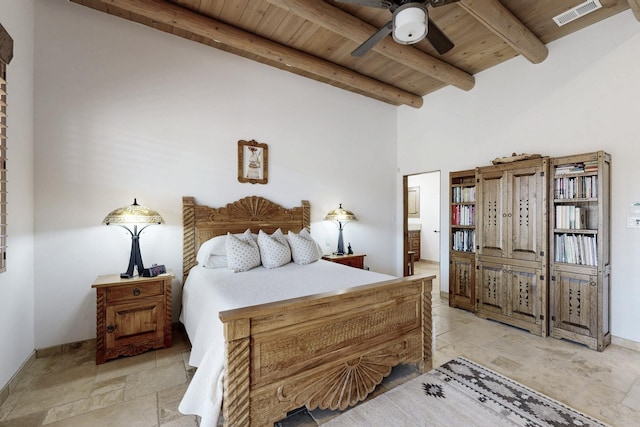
[197,232,258,268]
[257,229,291,269]
[196,235,227,267]
[287,229,322,265]
[226,230,261,272]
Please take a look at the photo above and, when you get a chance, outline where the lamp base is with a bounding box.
[335,226,345,256]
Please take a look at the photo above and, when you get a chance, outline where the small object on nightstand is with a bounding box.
[92,269,174,364]
[347,243,353,255]
[322,253,366,269]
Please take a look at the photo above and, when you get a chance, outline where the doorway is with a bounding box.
[403,171,441,277]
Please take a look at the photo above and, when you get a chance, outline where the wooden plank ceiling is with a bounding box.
[70,0,635,108]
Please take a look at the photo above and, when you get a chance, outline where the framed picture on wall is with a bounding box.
[408,186,420,218]
[238,139,268,184]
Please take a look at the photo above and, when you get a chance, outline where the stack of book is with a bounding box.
[583,160,598,173]
[555,163,585,175]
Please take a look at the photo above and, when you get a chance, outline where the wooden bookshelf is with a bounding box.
[449,170,476,312]
[549,151,611,351]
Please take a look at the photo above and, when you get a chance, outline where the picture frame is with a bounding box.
[238,139,268,184]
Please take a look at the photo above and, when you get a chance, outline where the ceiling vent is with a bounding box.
[553,0,602,26]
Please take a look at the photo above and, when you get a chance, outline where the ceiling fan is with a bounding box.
[336,0,459,57]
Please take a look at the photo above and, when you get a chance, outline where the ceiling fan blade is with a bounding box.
[334,0,392,8]
[352,21,393,57]
[426,18,454,54]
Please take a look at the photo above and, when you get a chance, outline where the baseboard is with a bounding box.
[612,335,640,352]
[440,291,449,300]
[35,338,96,358]
[0,350,36,408]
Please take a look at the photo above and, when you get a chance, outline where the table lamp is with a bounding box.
[103,198,164,278]
[324,204,357,255]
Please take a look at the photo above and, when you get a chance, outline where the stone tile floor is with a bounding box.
[1,262,639,426]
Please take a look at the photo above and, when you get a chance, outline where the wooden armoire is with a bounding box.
[475,157,549,336]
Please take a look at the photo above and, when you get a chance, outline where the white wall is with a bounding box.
[0,0,35,390]
[397,11,640,343]
[407,172,440,262]
[33,0,398,348]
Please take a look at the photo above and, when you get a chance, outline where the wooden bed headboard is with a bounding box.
[182,196,311,280]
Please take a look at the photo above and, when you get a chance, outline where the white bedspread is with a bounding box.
[178,260,394,426]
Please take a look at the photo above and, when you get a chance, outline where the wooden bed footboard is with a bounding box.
[219,274,433,427]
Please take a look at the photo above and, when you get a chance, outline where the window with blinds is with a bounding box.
[0,23,13,273]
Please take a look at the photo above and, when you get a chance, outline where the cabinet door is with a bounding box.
[507,166,546,262]
[476,259,507,315]
[507,264,545,329]
[476,170,506,258]
[449,254,475,312]
[105,299,165,350]
[551,271,597,338]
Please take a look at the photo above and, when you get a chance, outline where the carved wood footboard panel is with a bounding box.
[220,275,433,427]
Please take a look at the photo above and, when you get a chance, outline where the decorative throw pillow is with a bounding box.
[226,229,261,272]
[196,235,227,267]
[287,229,322,265]
[257,229,291,269]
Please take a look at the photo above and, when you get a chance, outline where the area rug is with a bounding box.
[323,357,608,427]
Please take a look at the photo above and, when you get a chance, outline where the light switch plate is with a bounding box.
[627,217,640,228]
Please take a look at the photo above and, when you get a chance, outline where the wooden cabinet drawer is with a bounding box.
[107,280,164,302]
[322,254,366,269]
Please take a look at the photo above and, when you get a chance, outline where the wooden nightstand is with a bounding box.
[322,254,366,269]
[92,270,174,364]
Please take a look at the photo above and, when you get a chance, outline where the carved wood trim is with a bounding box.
[164,282,172,348]
[224,337,251,427]
[182,196,310,283]
[95,288,106,364]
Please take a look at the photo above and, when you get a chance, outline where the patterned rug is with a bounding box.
[323,357,608,427]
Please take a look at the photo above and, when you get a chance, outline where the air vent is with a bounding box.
[552,0,602,27]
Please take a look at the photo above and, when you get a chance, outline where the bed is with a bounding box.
[179,196,434,427]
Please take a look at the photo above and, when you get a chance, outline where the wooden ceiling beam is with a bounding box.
[629,0,640,21]
[71,0,424,108]
[266,0,475,91]
[458,0,548,64]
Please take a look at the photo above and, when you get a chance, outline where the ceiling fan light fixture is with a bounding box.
[393,4,428,45]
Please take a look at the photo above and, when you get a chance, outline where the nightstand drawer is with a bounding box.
[322,254,366,269]
[107,281,164,302]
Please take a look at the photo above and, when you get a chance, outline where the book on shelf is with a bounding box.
[554,175,598,199]
[452,205,475,226]
[555,233,598,266]
[452,186,475,203]
[555,205,586,229]
[453,229,475,252]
